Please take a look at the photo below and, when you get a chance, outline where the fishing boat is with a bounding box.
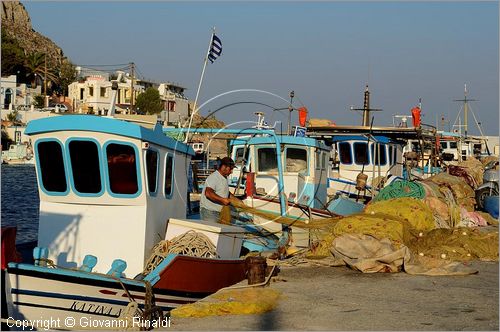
[166,112,364,250]
[2,76,248,328]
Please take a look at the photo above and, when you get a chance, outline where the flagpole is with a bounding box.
[184,27,216,143]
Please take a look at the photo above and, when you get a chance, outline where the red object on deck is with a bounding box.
[245,172,256,197]
[411,107,421,127]
[1,227,22,269]
[298,107,308,127]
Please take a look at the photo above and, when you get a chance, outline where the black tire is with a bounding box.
[476,187,499,210]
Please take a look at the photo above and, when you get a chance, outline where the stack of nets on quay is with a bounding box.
[231,157,498,276]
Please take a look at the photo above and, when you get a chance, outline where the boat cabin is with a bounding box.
[230,135,330,209]
[329,135,404,198]
[25,115,194,277]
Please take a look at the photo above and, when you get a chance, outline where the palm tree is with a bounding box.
[24,52,58,88]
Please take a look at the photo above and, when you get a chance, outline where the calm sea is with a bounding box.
[1,165,39,244]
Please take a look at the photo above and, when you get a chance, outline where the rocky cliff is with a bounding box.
[1,0,65,67]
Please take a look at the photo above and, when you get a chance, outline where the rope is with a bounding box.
[373,180,425,202]
[143,231,218,274]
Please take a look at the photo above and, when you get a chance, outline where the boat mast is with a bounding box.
[453,84,477,138]
[351,84,382,126]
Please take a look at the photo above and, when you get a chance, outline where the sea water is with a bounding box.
[1,165,39,244]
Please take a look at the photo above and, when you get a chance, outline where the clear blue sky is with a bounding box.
[23,1,498,135]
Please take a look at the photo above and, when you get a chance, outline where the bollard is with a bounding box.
[245,256,267,285]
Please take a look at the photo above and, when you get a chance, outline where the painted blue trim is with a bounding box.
[164,153,175,199]
[143,253,177,284]
[145,148,160,197]
[25,115,195,156]
[65,137,105,197]
[34,138,70,196]
[8,262,145,287]
[102,140,143,199]
[247,135,328,149]
[331,135,394,144]
[11,288,137,308]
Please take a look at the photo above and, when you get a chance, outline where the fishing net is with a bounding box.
[373,180,426,201]
[171,288,281,317]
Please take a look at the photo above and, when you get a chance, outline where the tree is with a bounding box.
[33,95,45,109]
[24,52,58,88]
[1,30,26,78]
[57,60,77,97]
[135,88,163,115]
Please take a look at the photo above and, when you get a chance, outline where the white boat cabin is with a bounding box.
[328,135,404,198]
[25,115,194,277]
[230,135,331,209]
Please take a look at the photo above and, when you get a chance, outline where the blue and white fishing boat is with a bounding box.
[2,76,248,328]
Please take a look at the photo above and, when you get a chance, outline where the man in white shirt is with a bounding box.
[200,157,235,222]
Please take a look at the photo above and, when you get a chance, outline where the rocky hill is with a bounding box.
[1,1,65,67]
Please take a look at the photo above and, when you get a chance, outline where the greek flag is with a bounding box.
[208,34,222,63]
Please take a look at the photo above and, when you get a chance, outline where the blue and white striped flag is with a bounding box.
[208,34,222,63]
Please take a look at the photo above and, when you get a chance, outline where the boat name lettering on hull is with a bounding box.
[70,301,122,317]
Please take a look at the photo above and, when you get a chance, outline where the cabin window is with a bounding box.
[164,154,174,198]
[315,151,321,170]
[68,140,102,194]
[286,148,307,173]
[146,149,159,195]
[235,147,249,165]
[322,152,327,170]
[449,142,457,149]
[257,148,278,172]
[440,142,448,149]
[37,140,67,193]
[388,146,393,165]
[338,142,352,164]
[106,143,139,195]
[353,142,369,165]
[370,144,387,165]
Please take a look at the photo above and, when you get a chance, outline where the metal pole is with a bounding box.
[287,90,294,134]
[184,28,216,143]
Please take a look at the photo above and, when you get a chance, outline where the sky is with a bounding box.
[23,1,499,135]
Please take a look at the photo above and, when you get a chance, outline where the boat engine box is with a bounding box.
[166,219,245,259]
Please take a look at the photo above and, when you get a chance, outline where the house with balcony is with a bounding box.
[158,82,189,125]
[68,75,144,115]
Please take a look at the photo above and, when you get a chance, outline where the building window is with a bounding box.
[106,143,139,195]
[286,148,307,173]
[338,142,352,164]
[37,141,67,193]
[164,154,174,198]
[80,88,84,100]
[89,87,94,96]
[100,87,106,97]
[146,149,159,194]
[257,148,278,172]
[167,101,175,111]
[68,140,102,194]
[353,142,369,165]
[370,144,387,166]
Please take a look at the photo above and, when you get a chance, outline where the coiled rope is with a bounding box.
[143,231,218,274]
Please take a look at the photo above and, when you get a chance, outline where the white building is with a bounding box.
[1,75,17,110]
[158,82,189,124]
[68,75,144,115]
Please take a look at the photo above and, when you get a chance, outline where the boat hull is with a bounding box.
[5,256,247,329]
